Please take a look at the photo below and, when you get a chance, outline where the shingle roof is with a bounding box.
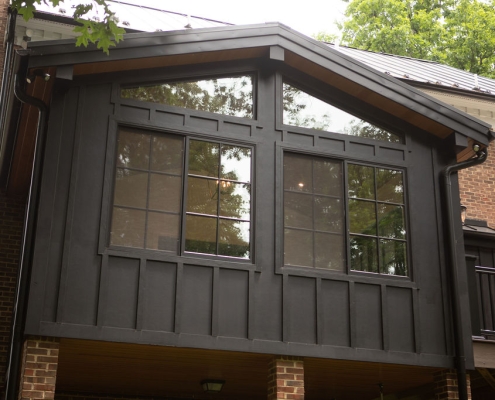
[326,43,495,97]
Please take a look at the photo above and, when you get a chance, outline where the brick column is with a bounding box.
[267,356,304,400]
[434,369,471,400]
[0,189,26,398]
[18,337,60,400]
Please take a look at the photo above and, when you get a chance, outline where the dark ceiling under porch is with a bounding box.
[56,339,442,400]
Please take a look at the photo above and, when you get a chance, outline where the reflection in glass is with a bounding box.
[189,141,220,178]
[349,199,376,235]
[313,159,342,195]
[121,75,254,118]
[284,192,313,229]
[221,145,251,183]
[146,212,180,252]
[110,207,145,248]
[284,153,312,192]
[314,197,342,233]
[282,82,401,143]
[315,233,344,270]
[350,235,378,273]
[380,239,407,276]
[348,164,375,199]
[377,168,404,203]
[114,169,148,208]
[149,174,182,212]
[284,229,313,267]
[378,204,405,239]
[116,130,150,169]
[219,182,250,220]
[187,177,218,216]
[219,220,250,258]
[185,215,217,254]
[283,153,344,269]
[151,134,183,174]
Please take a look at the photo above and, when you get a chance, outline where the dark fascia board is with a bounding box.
[25,22,492,145]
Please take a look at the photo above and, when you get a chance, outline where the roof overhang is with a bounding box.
[23,23,492,151]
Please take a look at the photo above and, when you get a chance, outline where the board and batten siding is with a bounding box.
[26,64,457,368]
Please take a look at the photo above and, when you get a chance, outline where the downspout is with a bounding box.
[442,145,488,400]
[5,70,49,400]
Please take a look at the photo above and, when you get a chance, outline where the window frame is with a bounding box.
[276,145,413,283]
[102,122,257,268]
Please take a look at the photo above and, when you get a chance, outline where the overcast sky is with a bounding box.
[119,0,348,37]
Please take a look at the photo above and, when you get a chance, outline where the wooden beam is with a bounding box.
[478,368,495,392]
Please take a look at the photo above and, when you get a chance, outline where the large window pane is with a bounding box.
[187,177,219,216]
[349,199,376,235]
[348,164,375,200]
[313,159,342,195]
[114,169,148,208]
[188,141,220,178]
[284,229,313,267]
[378,204,405,239]
[151,134,183,174]
[185,215,217,254]
[377,168,404,203]
[282,82,401,143]
[350,235,378,273]
[380,239,407,276]
[121,75,254,118]
[284,192,313,229]
[110,207,146,248]
[284,153,312,192]
[219,182,250,220]
[218,220,250,258]
[146,212,180,252]
[221,145,251,183]
[314,197,343,233]
[116,130,150,169]
[149,174,182,212]
[315,233,344,271]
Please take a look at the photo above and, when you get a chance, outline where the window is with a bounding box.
[110,128,252,260]
[121,75,254,118]
[282,82,402,143]
[283,153,407,276]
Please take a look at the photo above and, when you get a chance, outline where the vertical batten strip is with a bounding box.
[349,281,356,348]
[174,262,183,333]
[381,284,389,351]
[211,266,220,336]
[96,253,109,327]
[135,257,147,331]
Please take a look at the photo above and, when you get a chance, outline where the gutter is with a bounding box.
[442,145,488,400]
[5,69,49,400]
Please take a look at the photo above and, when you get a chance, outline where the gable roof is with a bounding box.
[23,23,492,148]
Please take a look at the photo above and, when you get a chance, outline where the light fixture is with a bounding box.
[460,204,467,225]
[26,69,51,84]
[201,379,225,393]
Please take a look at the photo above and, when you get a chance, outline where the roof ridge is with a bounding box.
[107,0,234,26]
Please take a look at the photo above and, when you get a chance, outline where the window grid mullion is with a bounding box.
[143,134,152,249]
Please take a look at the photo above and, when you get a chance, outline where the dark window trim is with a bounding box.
[275,144,413,284]
[98,119,260,272]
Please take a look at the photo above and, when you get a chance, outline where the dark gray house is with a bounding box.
[1,17,495,400]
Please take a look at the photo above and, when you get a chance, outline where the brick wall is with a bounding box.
[267,356,304,400]
[458,141,495,228]
[18,337,59,400]
[434,369,471,400]
[0,189,25,399]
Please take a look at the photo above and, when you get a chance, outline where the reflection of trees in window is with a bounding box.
[110,129,252,260]
[282,82,401,143]
[185,140,251,259]
[348,165,407,276]
[121,76,254,118]
[283,153,345,271]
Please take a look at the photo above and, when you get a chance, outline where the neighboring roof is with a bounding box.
[463,220,495,238]
[326,43,495,97]
[33,0,231,33]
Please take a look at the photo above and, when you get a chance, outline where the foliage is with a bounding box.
[331,0,495,78]
[11,0,125,54]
